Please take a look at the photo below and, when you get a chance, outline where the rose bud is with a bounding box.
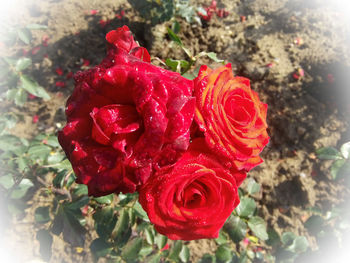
[139,138,243,240]
[194,63,269,171]
[58,26,195,196]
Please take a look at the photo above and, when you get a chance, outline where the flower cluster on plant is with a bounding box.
[58,25,269,241]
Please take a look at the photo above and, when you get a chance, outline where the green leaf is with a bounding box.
[36,229,53,261]
[127,0,174,25]
[6,89,18,101]
[113,209,131,246]
[73,184,88,196]
[0,134,22,151]
[133,201,148,220]
[1,68,13,86]
[15,57,32,72]
[215,245,231,262]
[0,174,15,189]
[65,173,76,188]
[20,75,50,100]
[33,85,51,100]
[1,113,18,130]
[281,232,296,246]
[93,207,117,239]
[20,137,29,147]
[286,236,309,253]
[129,207,136,226]
[340,142,350,159]
[33,134,47,141]
[47,152,65,165]
[304,215,324,235]
[61,205,87,246]
[330,159,346,179]
[182,72,196,80]
[16,157,30,172]
[206,52,224,63]
[93,194,114,204]
[169,240,183,261]
[27,144,52,161]
[121,237,143,261]
[199,253,216,263]
[165,58,189,73]
[165,58,180,72]
[238,251,248,263]
[215,230,228,245]
[246,249,255,260]
[145,253,161,263]
[139,245,153,257]
[118,192,138,206]
[2,30,17,46]
[236,196,256,218]
[53,171,66,188]
[64,203,86,226]
[17,28,32,44]
[247,179,260,195]
[51,209,64,235]
[176,2,198,23]
[167,28,183,46]
[12,144,28,156]
[90,238,113,259]
[224,215,247,243]
[136,221,149,233]
[14,88,28,106]
[266,228,281,246]
[35,206,51,223]
[26,24,48,30]
[53,159,72,171]
[10,178,34,199]
[316,147,342,160]
[172,20,181,34]
[7,199,27,215]
[46,136,60,147]
[179,245,190,263]
[67,195,89,210]
[3,56,17,66]
[247,216,268,240]
[155,234,168,250]
[145,228,154,245]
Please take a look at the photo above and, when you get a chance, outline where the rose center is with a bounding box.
[225,95,255,125]
[91,104,142,148]
[182,182,207,209]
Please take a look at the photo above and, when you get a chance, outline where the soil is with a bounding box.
[1,0,350,262]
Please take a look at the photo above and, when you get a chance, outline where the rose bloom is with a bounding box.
[58,26,195,196]
[139,138,244,240]
[194,63,269,171]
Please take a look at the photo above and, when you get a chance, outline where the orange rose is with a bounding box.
[194,64,269,171]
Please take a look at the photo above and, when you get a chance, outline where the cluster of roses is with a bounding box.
[58,26,269,241]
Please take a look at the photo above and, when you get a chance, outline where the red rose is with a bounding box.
[105,26,151,62]
[139,138,244,240]
[194,64,269,171]
[58,26,195,196]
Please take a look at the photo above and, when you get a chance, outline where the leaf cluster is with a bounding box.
[316,141,350,180]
